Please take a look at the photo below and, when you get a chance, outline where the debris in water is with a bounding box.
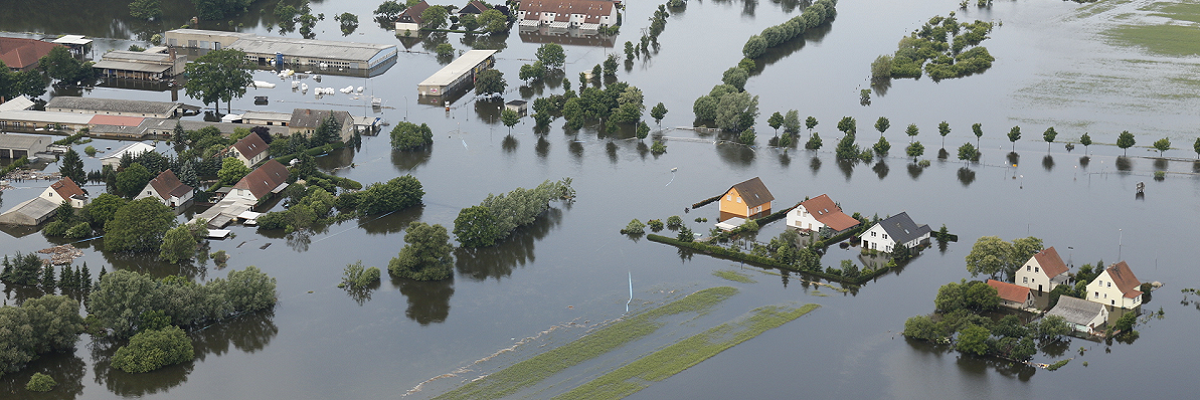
[37,244,83,265]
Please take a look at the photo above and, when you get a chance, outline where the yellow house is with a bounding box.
[719,177,774,219]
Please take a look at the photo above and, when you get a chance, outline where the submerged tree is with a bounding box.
[389,222,454,281]
[1007,126,1022,151]
[1117,130,1136,156]
[1043,127,1057,151]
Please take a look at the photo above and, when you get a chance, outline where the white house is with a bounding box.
[1045,296,1108,335]
[43,177,89,208]
[100,142,155,168]
[987,279,1035,310]
[858,212,930,253]
[226,133,269,168]
[785,194,860,237]
[228,159,289,203]
[1015,246,1072,292]
[517,0,619,29]
[1086,261,1142,309]
[395,1,430,36]
[134,169,194,208]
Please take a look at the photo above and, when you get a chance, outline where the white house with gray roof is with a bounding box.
[858,212,931,253]
[1045,296,1108,335]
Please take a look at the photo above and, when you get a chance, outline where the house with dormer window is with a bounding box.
[858,212,930,253]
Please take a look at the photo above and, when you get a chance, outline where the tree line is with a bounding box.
[742,0,838,59]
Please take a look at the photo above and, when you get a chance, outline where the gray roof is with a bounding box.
[101,50,172,63]
[0,96,35,112]
[875,212,931,245]
[241,111,292,122]
[0,197,58,225]
[93,60,171,73]
[289,109,351,129]
[1045,296,1106,326]
[0,110,94,124]
[137,118,291,136]
[419,50,497,88]
[229,35,396,62]
[0,133,52,151]
[46,96,181,115]
[100,142,155,161]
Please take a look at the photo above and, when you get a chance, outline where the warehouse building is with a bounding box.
[164,29,398,73]
[418,50,497,97]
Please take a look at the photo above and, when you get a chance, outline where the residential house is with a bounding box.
[289,109,353,142]
[1045,296,1108,335]
[1016,246,1072,292]
[718,177,773,220]
[134,170,194,208]
[228,159,289,203]
[100,142,156,168]
[987,279,1035,310]
[858,212,931,253]
[43,177,89,208]
[396,1,432,36]
[0,37,63,71]
[1086,261,1142,309]
[785,194,860,237]
[226,133,269,168]
[460,0,491,15]
[517,0,618,33]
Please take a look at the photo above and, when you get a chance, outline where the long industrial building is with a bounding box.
[164,29,398,74]
[418,50,497,98]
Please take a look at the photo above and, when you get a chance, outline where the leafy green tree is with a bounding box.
[129,0,161,20]
[435,43,454,57]
[421,5,448,29]
[83,193,127,229]
[938,121,950,147]
[1042,127,1058,151]
[1152,137,1170,157]
[805,116,818,133]
[766,112,784,135]
[535,44,566,70]
[159,225,198,263]
[1035,315,1071,342]
[183,49,252,114]
[38,46,94,85]
[903,315,942,341]
[390,121,434,150]
[873,136,891,156]
[335,12,359,35]
[1080,132,1092,154]
[714,91,759,132]
[783,110,801,134]
[357,176,424,215]
[501,108,520,135]
[905,123,919,143]
[965,236,1013,278]
[837,116,857,135]
[84,145,97,157]
[453,205,501,247]
[739,129,757,145]
[374,0,407,19]
[637,121,650,140]
[603,54,619,77]
[722,67,749,91]
[955,324,991,356]
[58,148,85,188]
[1113,312,1136,333]
[871,55,893,79]
[217,157,250,186]
[26,373,56,392]
[115,163,153,199]
[518,61,545,83]
[340,261,381,289]
[805,133,823,150]
[651,102,668,126]
[223,266,277,312]
[477,9,508,34]
[111,326,194,373]
[1116,130,1135,156]
[972,122,983,147]
[835,133,860,160]
[906,141,925,161]
[692,95,718,121]
[875,117,890,137]
[389,222,454,281]
[1007,126,1022,151]
[743,35,767,59]
[460,13,479,31]
[474,69,506,98]
[677,226,694,242]
[104,197,176,252]
[957,142,979,162]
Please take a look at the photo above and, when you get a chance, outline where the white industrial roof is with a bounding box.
[0,110,94,125]
[52,35,92,45]
[100,142,155,161]
[93,60,172,73]
[101,50,172,63]
[230,35,396,62]
[241,111,292,121]
[419,50,498,88]
[0,96,35,112]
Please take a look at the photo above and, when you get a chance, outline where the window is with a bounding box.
[1107,282,1111,288]
[1022,277,1028,283]
[871,232,876,237]
[882,234,888,240]
[1111,300,1115,305]
[726,195,731,201]
[1094,291,1099,298]
[1026,265,1031,271]
[1034,267,1039,273]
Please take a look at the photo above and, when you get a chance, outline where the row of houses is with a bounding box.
[717,177,933,254]
[394,0,618,35]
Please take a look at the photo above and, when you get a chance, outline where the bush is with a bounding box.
[1046,359,1070,371]
[651,140,667,155]
[340,261,381,289]
[26,372,56,392]
[390,122,434,150]
[677,226,694,242]
[666,216,683,230]
[64,222,92,239]
[805,132,823,149]
[647,219,664,231]
[110,326,194,373]
[389,223,454,281]
[621,219,646,235]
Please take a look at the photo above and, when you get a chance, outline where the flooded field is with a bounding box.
[2,0,1200,398]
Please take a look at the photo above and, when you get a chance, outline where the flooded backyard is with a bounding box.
[2,0,1200,398]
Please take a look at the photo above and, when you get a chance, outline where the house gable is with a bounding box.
[1085,262,1142,309]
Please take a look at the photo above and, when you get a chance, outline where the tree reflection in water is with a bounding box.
[536,137,551,159]
[1116,156,1132,171]
[454,208,563,281]
[344,279,382,306]
[957,167,976,187]
[502,135,519,153]
[837,159,854,181]
[392,147,432,172]
[0,353,86,399]
[1043,155,1055,172]
[393,276,454,325]
[873,160,889,180]
[809,156,821,176]
[907,163,924,180]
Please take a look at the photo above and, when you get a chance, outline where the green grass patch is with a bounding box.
[553,303,820,400]
[712,270,756,284]
[1105,24,1200,57]
[1152,1,1200,23]
[432,286,739,400]
[1046,359,1071,371]
[1074,0,1135,19]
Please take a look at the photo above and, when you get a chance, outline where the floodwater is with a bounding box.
[3,0,1200,398]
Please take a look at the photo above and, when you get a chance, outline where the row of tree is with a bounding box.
[453,178,575,248]
[0,295,85,378]
[743,0,838,59]
[0,252,96,291]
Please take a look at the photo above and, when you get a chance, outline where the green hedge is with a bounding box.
[812,223,870,249]
[691,194,723,209]
[711,203,799,241]
[0,157,30,176]
[276,142,346,164]
[648,234,896,285]
[53,131,88,146]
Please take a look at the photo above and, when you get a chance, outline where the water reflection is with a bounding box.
[871,78,891,97]
[837,159,854,181]
[809,156,822,176]
[392,147,432,172]
[474,98,503,125]
[778,151,791,167]
[907,163,924,180]
[636,141,649,160]
[359,206,425,236]
[502,135,519,153]
[956,167,976,187]
[536,137,551,159]
[1042,155,1055,172]
[715,142,755,168]
[937,148,949,160]
[454,208,562,281]
[0,353,86,399]
[392,276,454,325]
[1007,152,1020,167]
[1080,156,1090,169]
[191,311,279,361]
[1193,161,1200,174]
[606,141,619,163]
[1116,157,1132,171]
[344,279,382,306]
[102,251,208,281]
[1153,158,1167,171]
[569,140,584,160]
[873,160,889,180]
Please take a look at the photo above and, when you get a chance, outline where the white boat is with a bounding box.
[252,80,276,89]
[291,81,300,89]
[301,83,308,93]
[356,86,364,93]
